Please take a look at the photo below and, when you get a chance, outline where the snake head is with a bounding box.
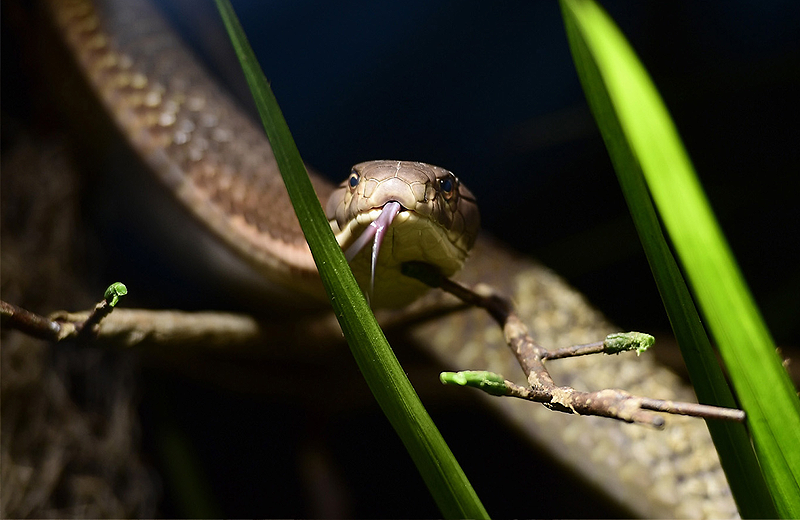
[326,160,480,307]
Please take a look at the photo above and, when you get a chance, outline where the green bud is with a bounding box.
[104,282,128,307]
[604,331,654,355]
[440,370,509,396]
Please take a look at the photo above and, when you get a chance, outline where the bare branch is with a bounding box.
[543,332,654,360]
[402,262,745,426]
[5,301,321,355]
[48,308,263,349]
[1,299,64,342]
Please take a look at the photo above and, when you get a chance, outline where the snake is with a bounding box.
[42,0,739,517]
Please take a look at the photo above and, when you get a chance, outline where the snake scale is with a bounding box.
[43,0,737,517]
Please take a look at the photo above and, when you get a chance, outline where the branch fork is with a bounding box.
[403,261,745,428]
[1,283,127,344]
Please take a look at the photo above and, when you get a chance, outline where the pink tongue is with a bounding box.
[344,201,402,298]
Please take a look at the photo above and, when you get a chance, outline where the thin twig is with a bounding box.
[49,308,264,349]
[639,398,745,422]
[1,299,63,341]
[402,262,745,427]
[542,341,605,360]
[3,283,128,344]
[442,373,744,423]
[74,299,112,342]
[543,332,654,359]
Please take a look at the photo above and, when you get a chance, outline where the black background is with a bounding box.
[3,0,798,517]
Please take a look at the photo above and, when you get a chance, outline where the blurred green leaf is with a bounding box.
[561,0,798,517]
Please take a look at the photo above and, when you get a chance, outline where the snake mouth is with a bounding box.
[344,201,404,263]
[344,201,403,299]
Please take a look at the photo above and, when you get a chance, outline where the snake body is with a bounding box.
[45,0,738,517]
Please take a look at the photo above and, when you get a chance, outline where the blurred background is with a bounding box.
[3,0,798,517]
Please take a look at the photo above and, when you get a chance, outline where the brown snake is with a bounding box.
[44,0,738,517]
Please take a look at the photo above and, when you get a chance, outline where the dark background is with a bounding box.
[3,0,798,517]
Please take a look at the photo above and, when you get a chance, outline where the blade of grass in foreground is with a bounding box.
[560,0,798,517]
[214,1,488,518]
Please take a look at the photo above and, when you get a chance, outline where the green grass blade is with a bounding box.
[214,2,488,517]
[560,0,799,517]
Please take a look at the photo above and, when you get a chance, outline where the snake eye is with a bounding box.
[439,174,457,201]
[348,170,360,189]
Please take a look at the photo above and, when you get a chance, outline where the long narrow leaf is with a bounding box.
[560,0,798,517]
[214,1,488,518]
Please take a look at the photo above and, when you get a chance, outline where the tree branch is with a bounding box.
[403,262,745,427]
[1,299,63,342]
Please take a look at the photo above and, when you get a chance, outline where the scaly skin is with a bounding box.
[45,0,737,516]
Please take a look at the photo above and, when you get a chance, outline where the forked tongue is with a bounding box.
[344,201,402,301]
